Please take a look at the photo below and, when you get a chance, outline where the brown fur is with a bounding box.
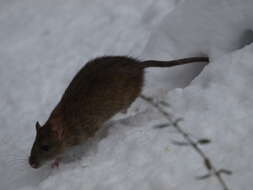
[29,56,209,168]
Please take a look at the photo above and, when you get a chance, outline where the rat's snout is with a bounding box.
[29,156,40,169]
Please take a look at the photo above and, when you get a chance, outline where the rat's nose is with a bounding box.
[29,156,39,169]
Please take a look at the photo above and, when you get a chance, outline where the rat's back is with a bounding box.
[58,56,144,132]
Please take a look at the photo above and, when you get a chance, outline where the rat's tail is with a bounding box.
[141,57,209,68]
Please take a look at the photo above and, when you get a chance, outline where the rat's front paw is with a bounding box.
[51,157,62,168]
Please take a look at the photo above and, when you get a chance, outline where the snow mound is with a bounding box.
[169,44,253,189]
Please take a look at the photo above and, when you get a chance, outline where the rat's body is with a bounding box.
[29,56,208,168]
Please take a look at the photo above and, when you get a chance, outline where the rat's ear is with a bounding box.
[36,121,41,132]
[51,124,64,141]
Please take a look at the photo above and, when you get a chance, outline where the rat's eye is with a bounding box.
[41,145,50,151]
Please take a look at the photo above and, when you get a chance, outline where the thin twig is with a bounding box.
[140,94,230,190]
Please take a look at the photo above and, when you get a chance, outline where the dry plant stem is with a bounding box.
[140,94,230,190]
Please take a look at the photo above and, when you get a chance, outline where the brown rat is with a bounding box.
[29,56,209,168]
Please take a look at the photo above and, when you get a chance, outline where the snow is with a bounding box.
[169,44,253,189]
[1,0,253,189]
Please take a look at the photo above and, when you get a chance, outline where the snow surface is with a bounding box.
[1,0,253,190]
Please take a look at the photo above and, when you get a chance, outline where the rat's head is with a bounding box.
[29,121,64,169]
